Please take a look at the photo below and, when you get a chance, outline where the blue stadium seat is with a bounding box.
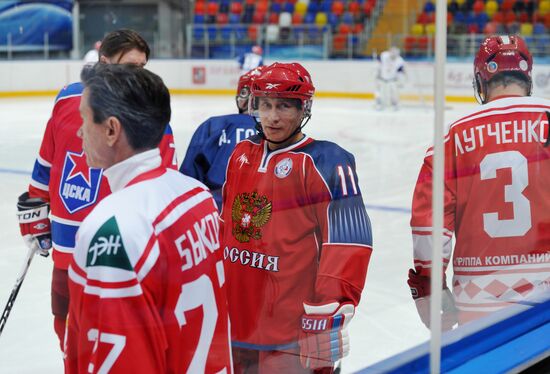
[424,0,435,13]
[220,0,230,13]
[307,2,319,14]
[342,11,354,25]
[475,12,489,31]
[283,2,295,13]
[229,13,241,23]
[207,26,217,40]
[194,14,206,24]
[271,2,282,13]
[533,23,546,34]
[221,25,233,40]
[328,13,339,28]
[292,25,305,41]
[320,0,333,13]
[304,12,316,24]
[235,25,247,40]
[193,26,205,40]
[453,11,465,24]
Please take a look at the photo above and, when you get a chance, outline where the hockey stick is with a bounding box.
[545,112,550,148]
[0,247,36,337]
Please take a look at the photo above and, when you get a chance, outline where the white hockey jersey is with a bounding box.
[66,149,231,373]
[378,50,405,81]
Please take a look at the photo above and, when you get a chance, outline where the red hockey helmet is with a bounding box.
[473,35,532,103]
[236,66,265,113]
[251,62,315,101]
[237,66,265,97]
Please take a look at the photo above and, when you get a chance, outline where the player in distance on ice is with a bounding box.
[238,44,264,75]
[16,28,177,354]
[65,64,231,373]
[374,47,406,111]
[220,62,373,372]
[408,35,550,330]
[180,66,264,208]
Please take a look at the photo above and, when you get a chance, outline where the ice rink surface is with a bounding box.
[0,95,476,373]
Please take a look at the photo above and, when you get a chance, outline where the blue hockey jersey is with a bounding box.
[180,113,256,208]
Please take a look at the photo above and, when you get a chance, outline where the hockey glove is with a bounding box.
[408,269,457,331]
[299,301,355,370]
[17,192,52,257]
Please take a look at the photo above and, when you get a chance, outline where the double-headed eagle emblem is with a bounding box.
[231,191,272,243]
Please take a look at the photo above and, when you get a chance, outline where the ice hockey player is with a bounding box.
[375,46,405,110]
[238,45,264,75]
[64,63,231,373]
[180,67,263,208]
[408,35,550,329]
[220,62,373,372]
[16,29,177,353]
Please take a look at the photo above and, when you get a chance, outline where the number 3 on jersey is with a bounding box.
[480,151,531,238]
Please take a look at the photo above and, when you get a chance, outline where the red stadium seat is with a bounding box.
[256,1,268,14]
[348,1,361,15]
[352,23,364,33]
[248,25,258,40]
[252,11,266,23]
[207,2,219,16]
[473,0,484,15]
[404,36,417,54]
[364,1,373,16]
[467,23,479,33]
[195,1,206,15]
[417,12,434,24]
[292,12,303,24]
[230,2,243,14]
[492,11,504,23]
[333,34,347,52]
[269,12,279,24]
[501,0,514,12]
[417,36,430,51]
[217,13,229,24]
[332,1,345,16]
[338,23,352,33]
[417,12,430,24]
[518,11,529,23]
[504,11,517,24]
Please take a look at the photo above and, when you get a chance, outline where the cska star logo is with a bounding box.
[231,191,272,243]
[59,151,103,213]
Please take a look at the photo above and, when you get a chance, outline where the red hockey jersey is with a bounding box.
[411,96,550,322]
[220,135,373,350]
[29,82,177,269]
[66,150,231,373]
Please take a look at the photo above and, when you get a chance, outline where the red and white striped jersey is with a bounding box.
[66,149,231,373]
[411,96,550,323]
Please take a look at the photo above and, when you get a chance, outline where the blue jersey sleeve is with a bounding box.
[180,114,257,208]
[180,118,212,182]
[304,141,373,247]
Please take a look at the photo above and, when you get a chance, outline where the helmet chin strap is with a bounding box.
[255,115,311,145]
